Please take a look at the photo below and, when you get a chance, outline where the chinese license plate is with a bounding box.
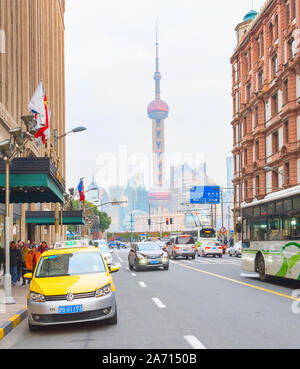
[150,260,160,265]
[58,305,83,314]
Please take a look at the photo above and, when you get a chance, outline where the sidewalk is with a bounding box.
[0,272,29,340]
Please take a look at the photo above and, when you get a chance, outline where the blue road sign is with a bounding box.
[190,186,220,204]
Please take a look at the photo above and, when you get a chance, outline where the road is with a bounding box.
[1,248,300,349]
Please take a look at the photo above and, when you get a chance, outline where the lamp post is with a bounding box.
[264,166,285,188]
[53,127,87,242]
[0,116,40,304]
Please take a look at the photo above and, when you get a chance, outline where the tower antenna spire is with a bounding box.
[154,19,161,99]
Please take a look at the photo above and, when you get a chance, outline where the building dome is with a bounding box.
[147,99,169,121]
[243,9,258,22]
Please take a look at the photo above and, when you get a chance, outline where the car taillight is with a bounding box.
[173,246,179,250]
[205,247,210,250]
[218,247,222,250]
[192,246,196,249]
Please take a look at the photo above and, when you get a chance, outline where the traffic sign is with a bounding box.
[190,186,220,204]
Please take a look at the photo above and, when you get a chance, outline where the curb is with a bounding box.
[0,307,28,341]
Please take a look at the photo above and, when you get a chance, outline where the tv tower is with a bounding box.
[147,24,169,189]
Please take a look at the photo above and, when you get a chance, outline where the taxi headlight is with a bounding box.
[30,291,46,303]
[95,284,111,298]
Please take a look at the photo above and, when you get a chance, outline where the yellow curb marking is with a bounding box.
[8,314,21,328]
[177,263,300,302]
[0,328,4,340]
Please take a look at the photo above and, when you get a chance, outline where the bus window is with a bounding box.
[283,216,300,240]
[251,218,267,241]
[268,217,282,241]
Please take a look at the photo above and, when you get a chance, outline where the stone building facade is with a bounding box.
[231,0,300,218]
[0,0,66,245]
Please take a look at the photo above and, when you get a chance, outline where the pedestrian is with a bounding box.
[10,241,22,286]
[21,242,30,285]
[0,246,4,276]
[17,240,23,281]
[26,245,39,275]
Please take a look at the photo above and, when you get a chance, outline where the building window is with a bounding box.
[269,23,274,43]
[284,79,289,104]
[272,55,278,78]
[284,120,289,144]
[292,0,296,19]
[275,16,279,40]
[256,175,260,196]
[272,131,279,153]
[258,71,264,89]
[244,148,248,166]
[272,171,279,190]
[255,106,259,126]
[244,180,248,200]
[247,84,251,101]
[261,32,264,56]
[255,139,260,160]
[243,116,247,136]
[272,93,278,115]
[286,1,290,25]
[288,39,295,59]
[285,162,290,185]
[257,37,261,58]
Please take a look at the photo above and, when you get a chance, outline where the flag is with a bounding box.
[28,81,47,129]
[35,95,50,147]
[78,180,85,202]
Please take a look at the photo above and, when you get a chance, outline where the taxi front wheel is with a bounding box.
[28,321,40,332]
[106,306,118,325]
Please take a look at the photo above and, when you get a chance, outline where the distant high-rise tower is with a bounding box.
[147,25,169,188]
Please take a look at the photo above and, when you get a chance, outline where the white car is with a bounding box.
[96,244,114,266]
[197,241,223,258]
[229,241,242,257]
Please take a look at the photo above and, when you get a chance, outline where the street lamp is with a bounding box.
[0,115,39,304]
[264,166,285,188]
[53,127,87,242]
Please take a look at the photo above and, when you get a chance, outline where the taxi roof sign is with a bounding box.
[54,240,89,250]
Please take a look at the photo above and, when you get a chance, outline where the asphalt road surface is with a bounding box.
[1,248,300,349]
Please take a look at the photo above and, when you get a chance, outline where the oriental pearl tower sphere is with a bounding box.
[147,26,169,190]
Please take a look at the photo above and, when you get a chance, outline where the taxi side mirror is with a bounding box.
[109,265,119,274]
[24,273,33,280]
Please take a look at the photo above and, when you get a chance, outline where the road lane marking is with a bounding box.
[116,255,123,262]
[139,282,147,288]
[184,335,206,350]
[131,273,136,277]
[114,262,122,268]
[152,297,166,309]
[175,263,300,302]
[241,272,259,278]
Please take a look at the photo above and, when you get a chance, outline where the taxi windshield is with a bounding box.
[35,252,106,278]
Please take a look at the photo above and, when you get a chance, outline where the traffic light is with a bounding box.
[166,218,169,225]
[170,218,173,225]
[148,219,151,226]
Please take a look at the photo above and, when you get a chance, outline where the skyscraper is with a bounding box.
[147,25,169,189]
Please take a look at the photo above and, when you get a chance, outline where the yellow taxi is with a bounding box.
[25,240,119,332]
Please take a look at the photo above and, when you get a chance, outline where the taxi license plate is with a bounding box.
[212,247,217,250]
[150,260,159,264]
[58,305,83,314]
[183,250,188,252]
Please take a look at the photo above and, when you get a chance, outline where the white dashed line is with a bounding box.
[116,255,123,262]
[139,281,147,288]
[184,335,206,349]
[152,297,166,309]
[131,273,136,277]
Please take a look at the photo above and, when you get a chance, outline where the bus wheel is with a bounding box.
[257,254,269,282]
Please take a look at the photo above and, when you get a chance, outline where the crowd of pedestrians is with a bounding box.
[0,240,48,286]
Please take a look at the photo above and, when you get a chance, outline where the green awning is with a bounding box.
[0,158,65,203]
[26,210,85,226]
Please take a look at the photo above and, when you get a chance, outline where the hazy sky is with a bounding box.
[64,0,267,191]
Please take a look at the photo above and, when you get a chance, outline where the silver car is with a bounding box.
[166,235,197,260]
[97,244,114,267]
